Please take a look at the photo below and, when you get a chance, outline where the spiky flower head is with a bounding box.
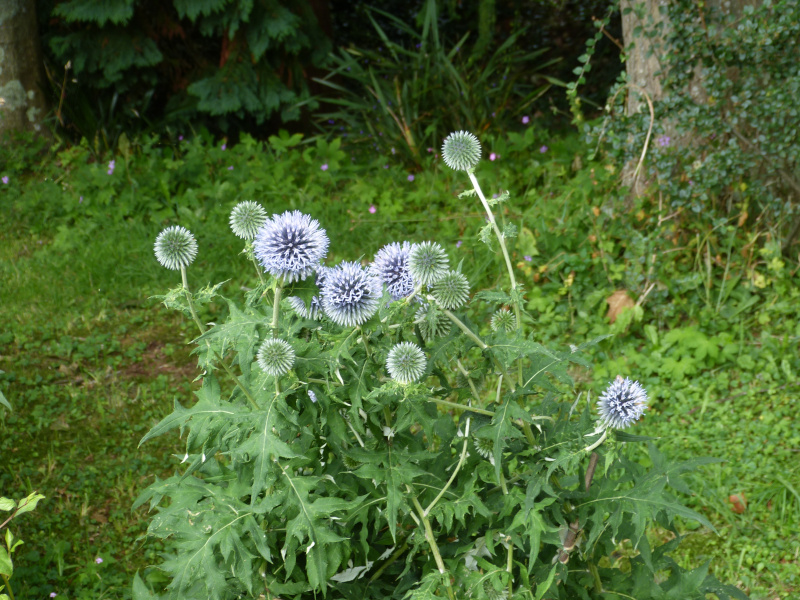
[256,338,295,377]
[473,436,494,463]
[442,131,481,172]
[288,268,327,320]
[386,342,427,384]
[253,210,329,282]
[321,261,382,327]
[408,241,449,286]
[483,581,509,600]
[372,241,415,300]
[415,305,451,342]
[597,376,648,430]
[154,226,198,270]
[229,200,267,240]
[490,307,516,332]
[432,270,470,310]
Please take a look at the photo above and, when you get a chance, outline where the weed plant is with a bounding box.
[130,131,746,599]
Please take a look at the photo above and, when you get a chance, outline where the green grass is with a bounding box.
[1,130,798,599]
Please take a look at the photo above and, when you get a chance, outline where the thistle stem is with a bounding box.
[441,309,487,350]
[583,428,608,453]
[431,398,494,417]
[180,266,260,411]
[271,280,283,336]
[1,575,15,600]
[468,171,524,387]
[424,416,470,516]
[407,488,456,600]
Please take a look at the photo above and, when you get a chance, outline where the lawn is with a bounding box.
[1,129,798,599]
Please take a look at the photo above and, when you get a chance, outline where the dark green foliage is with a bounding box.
[314,0,562,168]
[594,0,800,252]
[40,0,330,142]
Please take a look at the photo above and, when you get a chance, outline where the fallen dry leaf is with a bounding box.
[728,493,747,514]
[605,290,635,324]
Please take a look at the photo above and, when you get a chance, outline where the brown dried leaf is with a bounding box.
[605,290,635,324]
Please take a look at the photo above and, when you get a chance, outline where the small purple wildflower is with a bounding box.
[391,147,396,155]
[522,116,530,124]
[1,176,8,184]
[539,145,548,153]
[95,557,103,564]
[79,196,83,203]
[50,593,57,598]
[489,153,497,161]
[456,240,462,248]
[227,166,234,170]
[221,143,227,151]
[657,135,671,147]
[383,164,389,169]
[107,160,115,175]
[178,135,183,141]
[427,147,434,153]
[407,174,415,182]
[328,119,335,124]
[369,205,376,214]
[321,164,329,171]
[524,255,532,262]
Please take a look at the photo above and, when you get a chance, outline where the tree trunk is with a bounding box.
[0,0,50,139]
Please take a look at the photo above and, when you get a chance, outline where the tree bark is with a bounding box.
[0,0,50,139]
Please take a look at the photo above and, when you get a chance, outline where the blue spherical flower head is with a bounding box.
[372,241,415,300]
[154,226,198,270]
[321,261,382,327]
[253,210,329,282]
[597,376,648,429]
[230,200,267,240]
[386,342,426,384]
[442,131,481,172]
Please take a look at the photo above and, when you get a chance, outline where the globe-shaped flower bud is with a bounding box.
[257,338,295,377]
[372,241,415,300]
[490,307,516,332]
[442,131,481,172]
[386,342,426,384]
[597,376,648,430]
[230,200,267,240]
[408,241,449,287]
[154,226,198,270]
[431,270,470,310]
[415,305,451,342]
[473,436,494,464]
[321,261,382,328]
[253,210,329,282]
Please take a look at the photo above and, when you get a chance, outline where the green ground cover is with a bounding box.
[1,129,798,599]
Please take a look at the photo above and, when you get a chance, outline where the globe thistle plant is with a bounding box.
[441,130,481,172]
[321,261,382,327]
[415,305,451,342]
[597,376,649,430]
[473,436,494,464]
[372,241,415,300]
[408,241,449,286]
[154,226,198,270]
[253,210,329,282]
[386,342,427,384]
[490,307,516,332]
[431,270,470,310]
[256,338,295,377]
[229,201,267,240]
